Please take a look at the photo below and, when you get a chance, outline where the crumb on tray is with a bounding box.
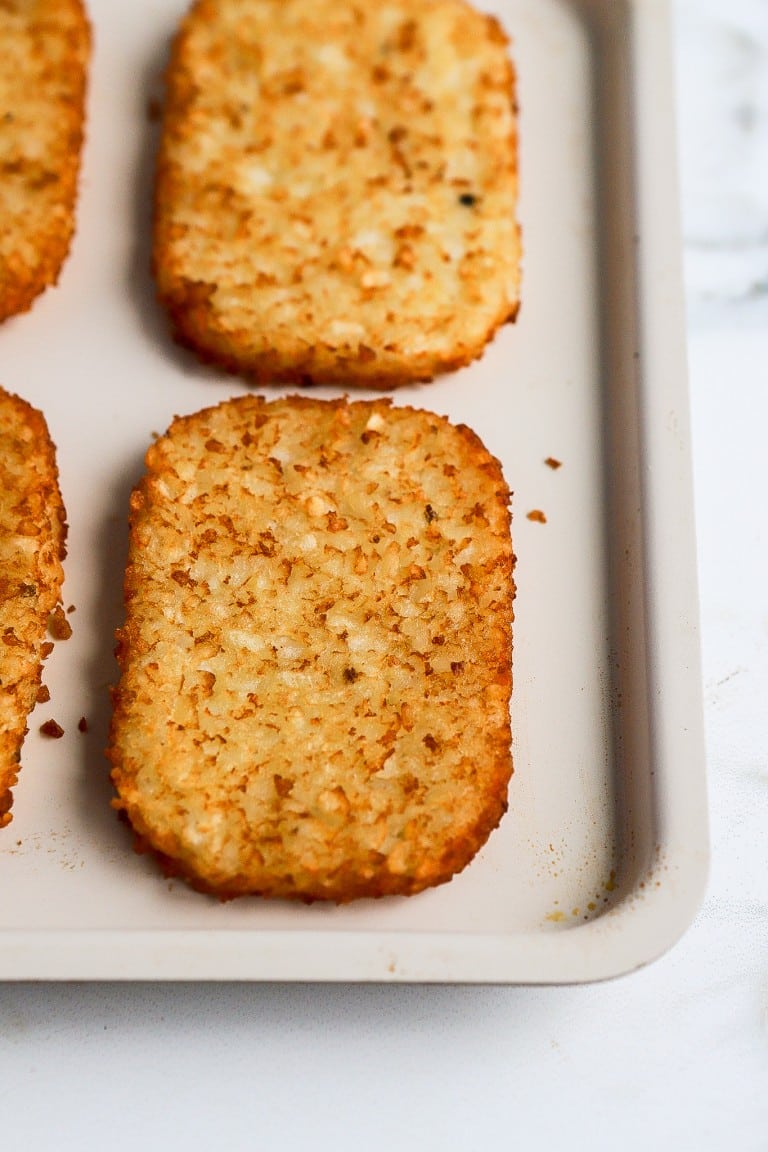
[40,719,64,738]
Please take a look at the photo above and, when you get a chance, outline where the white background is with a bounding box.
[1,0,767,1147]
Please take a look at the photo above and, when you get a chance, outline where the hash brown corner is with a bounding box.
[109,395,514,900]
[0,387,67,827]
[153,0,521,386]
[0,0,90,323]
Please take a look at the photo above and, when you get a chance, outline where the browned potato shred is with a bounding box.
[153,0,521,385]
[109,396,514,901]
[0,0,90,322]
[0,388,67,827]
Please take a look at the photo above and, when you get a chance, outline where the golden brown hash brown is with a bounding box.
[153,0,521,386]
[0,0,90,322]
[109,396,514,901]
[0,387,67,827]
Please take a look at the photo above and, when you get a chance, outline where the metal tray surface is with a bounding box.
[0,0,708,982]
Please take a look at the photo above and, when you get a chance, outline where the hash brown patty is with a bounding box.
[0,0,90,322]
[109,396,514,900]
[153,0,521,386]
[0,387,67,827]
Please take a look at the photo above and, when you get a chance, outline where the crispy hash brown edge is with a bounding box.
[108,395,514,902]
[0,0,91,323]
[158,294,522,391]
[0,388,67,827]
[152,0,521,387]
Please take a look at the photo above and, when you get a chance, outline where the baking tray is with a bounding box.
[0,0,707,982]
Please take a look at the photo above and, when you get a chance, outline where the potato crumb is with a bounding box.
[40,719,64,738]
[48,604,73,640]
[526,509,547,523]
[544,457,562,470]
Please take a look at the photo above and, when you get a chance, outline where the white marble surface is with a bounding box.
[1,2,767,1148]
[677,0,768,313]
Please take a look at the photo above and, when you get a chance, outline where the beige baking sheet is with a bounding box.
[0,0,707,982]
